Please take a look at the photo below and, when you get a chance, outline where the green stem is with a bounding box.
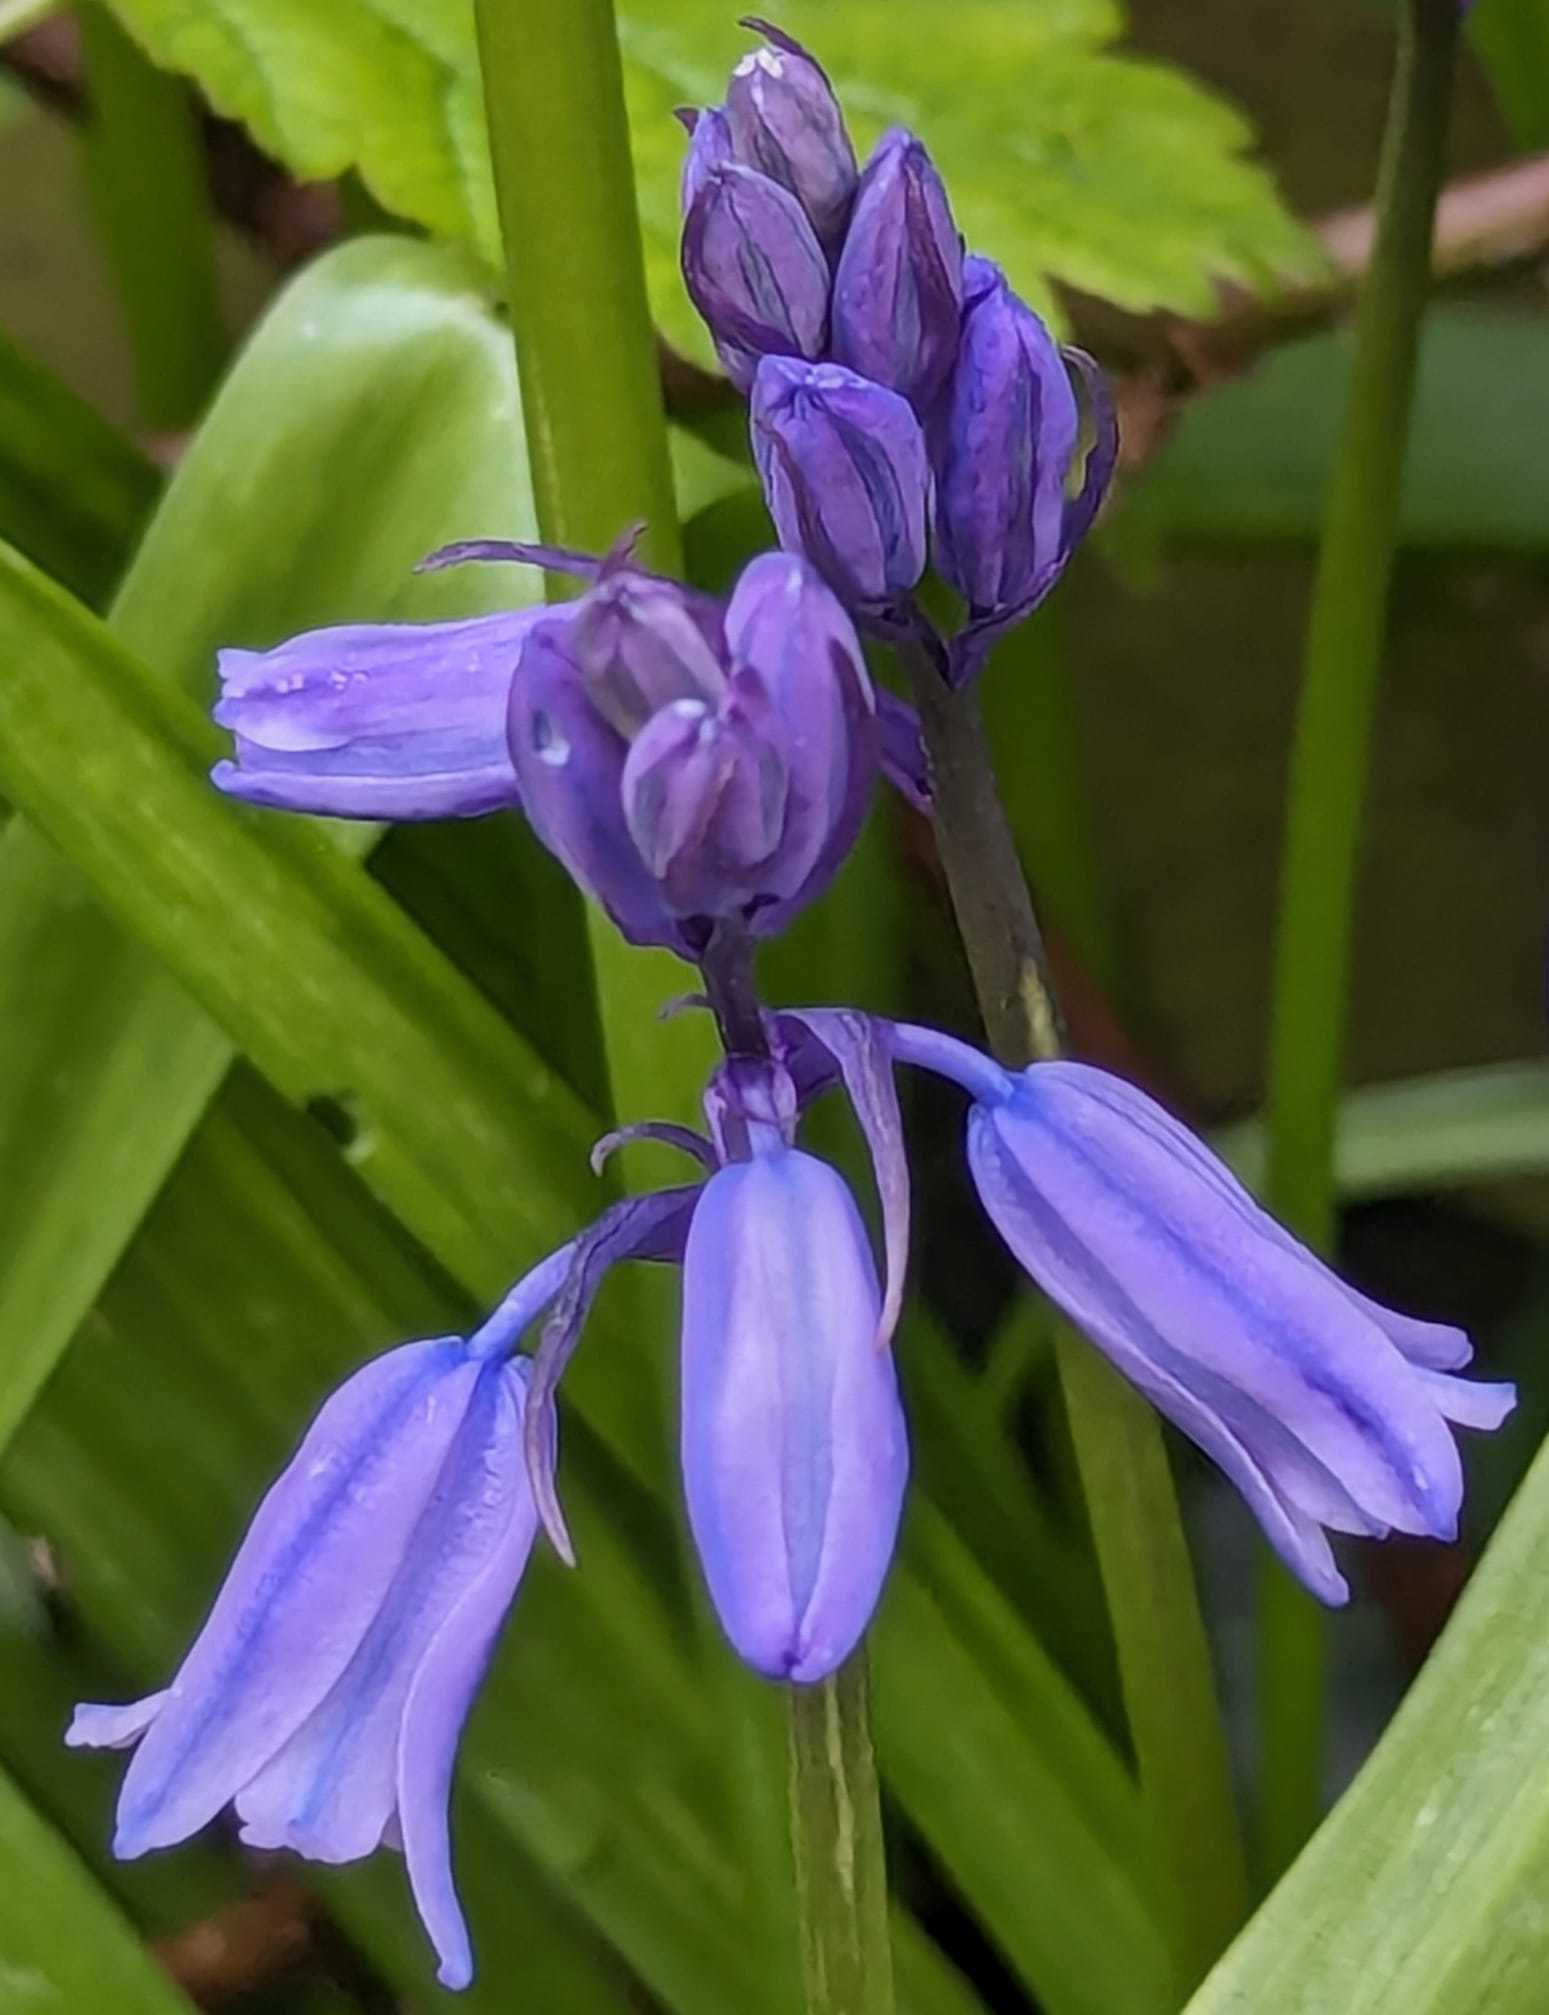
[77,6,226,433]
[473,10,891,2009]
[908,658,1248,1995]
[788,1655,895,2015]
[1257,0,1459,1882]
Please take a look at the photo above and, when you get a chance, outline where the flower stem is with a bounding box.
[907,655,1248,1994]
[473,10,894,2006]
[787,1654,895,2015]
[1257,0,1460,1882]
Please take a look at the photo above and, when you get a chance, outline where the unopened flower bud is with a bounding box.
[750,356,929,612]
[681,163,829,390]
[679,104,734,214]
[934,257,1118,680]
[725,20,857,255]
[830,128,963,411]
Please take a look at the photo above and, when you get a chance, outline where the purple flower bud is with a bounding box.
[620,675,790,918]
[681,162,830,391]
[67,1249,570,1991]
[722,550,876,921]
[211,610,547,819]
[887,1024,1515,1604]
[680,104,735,215]
[506,610,697,953]
[725,20,857,255]
[567,568,727,735]
[830,128,963,411]
[750,356,930,612]
[934,257,1118,679]
[680,1139,909,1681]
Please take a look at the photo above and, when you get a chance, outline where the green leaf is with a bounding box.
[1131,307,1549,550]
[0,234,541,1454]
[1217,1059,1549,1199]
[0,1761,198,2014]
[1186,1430,1549,2013]
[0,326,159,608]
[98,0,1315,344]
[1469,0,1549,147]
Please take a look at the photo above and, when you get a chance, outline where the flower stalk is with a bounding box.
[906,650,1250,1992]
[472,5,895,2008]
[1258,0,1461,1880]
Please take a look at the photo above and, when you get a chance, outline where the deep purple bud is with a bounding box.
[725,22,857,255]
[67,1251,569,1990]
[567,569,726,735]
[211,610,546,819]
[722,550,875,920]
[750,356,929,611]
[620,674,790,918]
[934,256,1080,616]
[680,1141,909,1681]
[830,128,963,410]
[888,1024,1516,1605]
[681,163,830,391]
[507,611,697,953]
[680,104,735,214]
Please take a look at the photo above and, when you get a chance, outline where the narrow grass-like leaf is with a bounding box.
[1187,1429,1549,2013]
[0,1760,199,2013]
[0,236,542,1452]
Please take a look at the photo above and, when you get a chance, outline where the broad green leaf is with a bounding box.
[0,326,158,607]
[1470,0,1549,147]
[0,234,545,1453]
[98,0,1316,347]
[1186,1430,1549,2014]
[1131,308,1549,550]
[0,1761,197,2014]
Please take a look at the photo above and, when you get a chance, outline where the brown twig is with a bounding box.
[153,1882,316,2007]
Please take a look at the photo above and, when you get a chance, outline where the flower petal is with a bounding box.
[398,1362,542,1991]
[110,1339,482,1857]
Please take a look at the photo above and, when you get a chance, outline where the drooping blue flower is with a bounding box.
[829,128,964,414]
[212,608,551,818]
[882,1022,1515,1602]
[680,1057,909,1681]
[750,356,930,617]
[66,1246,577,1991]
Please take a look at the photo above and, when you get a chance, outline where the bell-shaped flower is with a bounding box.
[830,128,963,412]
[724,20,857,255]
[507,550,879,955]
[680,1059,909,1682]
[681,161,830,391]
[66,1246,576,1991]
[211,609,549,819]
[750,356,930,617]
[884,1024,1516,1603]
[934,257,1118,684]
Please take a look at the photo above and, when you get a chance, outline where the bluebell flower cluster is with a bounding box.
[73,15,1511,1996]
[680,19,1119,681]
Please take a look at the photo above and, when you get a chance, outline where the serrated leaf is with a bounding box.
[99,0,1316,349]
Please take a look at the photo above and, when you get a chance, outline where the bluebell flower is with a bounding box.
[829,128,964,414]
[212,609,550,818]
[933,257,1118,684]
[750,356,930,616]
[879,1022,1516,1602]
[723,20,857,255]
[681,161,831,391]
[67,1246,578,1990]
